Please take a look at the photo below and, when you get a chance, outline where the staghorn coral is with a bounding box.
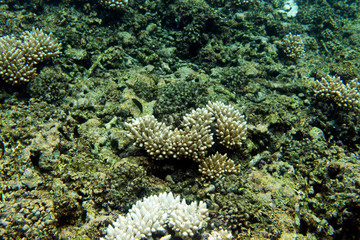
[199,153,240,179]
[280,32,305,59]
[207,101,247,149]
[0,28,61,85]
[102,192,209,240]
[312,75,360,110]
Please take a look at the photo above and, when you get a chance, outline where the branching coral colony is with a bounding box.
[312,75,360,110]
[102,192,233,240]
[0,28,62,85]
[125,101,246,179]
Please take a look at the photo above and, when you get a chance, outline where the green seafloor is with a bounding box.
[0,0,360,239]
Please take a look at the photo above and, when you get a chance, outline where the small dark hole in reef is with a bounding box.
[298,218,309,235]
[327,164,342,179]
[30,151,41,168]
[146,157,199,182]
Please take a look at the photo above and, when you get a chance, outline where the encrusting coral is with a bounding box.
[312,75,360,110]
[0,28,62,85]
[125,101,245,178]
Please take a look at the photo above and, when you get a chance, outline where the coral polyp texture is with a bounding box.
[0,28,61,85]
[102,192,209,240]
[125,115,176,160]
[0,36,37,85]
[20,28,62,64]
[312,75,360,110]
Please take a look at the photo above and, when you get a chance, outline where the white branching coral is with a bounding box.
[102,192,209,240]
[199,153,240,179]
[0,35,37,85]
[312,75,360,110]
[0,28,61,85]
[207,101,247,149]
[207,229,233,240]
